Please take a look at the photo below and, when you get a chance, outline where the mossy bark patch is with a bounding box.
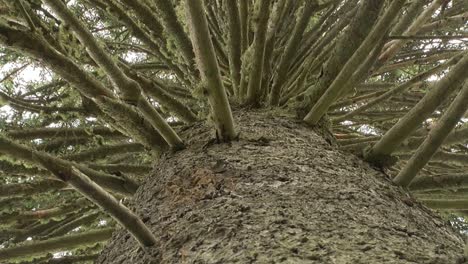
[97,110,464,263]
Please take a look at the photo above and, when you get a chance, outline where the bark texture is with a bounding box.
[97,110,464,264]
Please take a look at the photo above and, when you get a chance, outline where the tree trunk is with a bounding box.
[96,110,464,264]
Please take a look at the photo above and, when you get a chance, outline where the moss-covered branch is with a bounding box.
[333,53,464,123]
[394,80,468,186]
[5,127,123,140]
[224,0,242,94]
[0,228,113,262]
[243,0,272,105]
[44,0,184,149]
[365,52,468,165]
[303,0,405,124]
[0,179,67,198]
[63,167,157,247]
[269,1,317,106]
[46,211,100,238]
[152,0,195,66]
[185,0,237,141]
[62,142,144,162]
[0,135,139,196]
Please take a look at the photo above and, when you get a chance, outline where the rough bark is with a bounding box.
[97,111,464,263]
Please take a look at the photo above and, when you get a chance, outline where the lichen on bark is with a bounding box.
[96,111,464,264]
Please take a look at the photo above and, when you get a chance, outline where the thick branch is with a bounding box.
[152,0,195,65]
[224,0,242,93]
[6,127,122,140]
[44,0,183,149]
[0,179,67,198]
[394,80,468,186]
[185,0,237,141]
[269,1,317,106]
[245,0,272,105]
[62,142,144,162]
[365,52,468,165]
[334,53,464,123]
[0,228,113,262]
[65,167,157,247]
[0,135,139,195]
[303,0,406,124]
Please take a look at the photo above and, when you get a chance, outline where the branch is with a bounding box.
[298,0,384,113]
[1,138,155,246]
[378,0,447,64]
[11,210,91,243]
[0,200,86,225]
[419,199,468,210]
[0,90,86,114]
[96,0,189,85]
[410,173,468,192]
[43,0,139,103]
[387,35,468,40]
[0,20,114,99]
[47,254,99,264]
[334,53,464,123]
[239,0,249,53]
[394,80,468,186]
[0,179,67,198]
[224,0,242,93]
[269,1,317,106]
[65,167,157,247]
[6,127,123,140]
[120,64,198,123]
[0,22,170,149]
[152,0,195,65]
[245,0,272,105]
[0,228,114,262]
[303,0,406,124]
[365,52,468,166]
[0,135,139,195]
[44,0,184,149]
[62,142,144,162]
[374,50,461,75]
[46,211,100,238]
[86,163,152,175]
[185,0,237,141]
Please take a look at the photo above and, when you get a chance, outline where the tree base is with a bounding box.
[97,110,464,263]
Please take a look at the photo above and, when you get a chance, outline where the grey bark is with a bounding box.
[96,111,464,264]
